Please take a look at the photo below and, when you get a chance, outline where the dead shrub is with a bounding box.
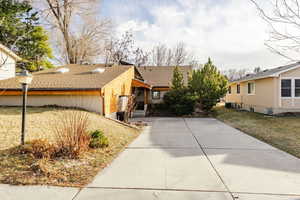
[16,139,57,159]
[53,110,91,159]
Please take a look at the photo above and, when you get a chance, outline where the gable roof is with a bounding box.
[0,43,22,61]
[0,64,132,91]
[232,62,300,83]
[137,66,192,87]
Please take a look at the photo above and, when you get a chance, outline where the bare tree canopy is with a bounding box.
[34,0,111,64]
[149,42,193,66]
[151,44,167,66]
[222,68,249,81]
[104,32,135,65]
[250,0,300,61]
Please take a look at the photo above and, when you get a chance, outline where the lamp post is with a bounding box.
[18,70,33,145]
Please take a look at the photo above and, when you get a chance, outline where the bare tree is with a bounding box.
[37,0,111,64]
[68,19,111,64]
[223,68,248,81]
[132,48,149,67]
[173,42,188,66]
[253,66,262,73]
[149,42,191,66]
[151,44,167,66]
[250,0,300,61]
[104,32,134,65]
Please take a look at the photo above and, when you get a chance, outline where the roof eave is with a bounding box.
[0,88,102,91]
[0,44,22,61]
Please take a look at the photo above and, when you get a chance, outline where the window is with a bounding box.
[281,79,291,97]
[228,86,231,94]
[237,84,240,94]
[248,82,255,94]
[295,79,300,97]
[152,91,160,99]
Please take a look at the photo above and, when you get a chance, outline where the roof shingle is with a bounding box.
[233,62,300,82]
[137,66,192,87]
[0,64,132,90]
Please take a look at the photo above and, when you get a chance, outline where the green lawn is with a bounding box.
[213,106,300,158]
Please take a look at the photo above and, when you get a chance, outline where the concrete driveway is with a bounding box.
[1,118,300,200]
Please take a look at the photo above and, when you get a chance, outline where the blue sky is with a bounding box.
[99,0,288,70]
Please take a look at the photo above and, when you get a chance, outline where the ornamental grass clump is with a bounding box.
[53,110,91,159]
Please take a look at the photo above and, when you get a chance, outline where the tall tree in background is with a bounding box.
[104,32,135,65]
[222,68,248,81]
[250,0,300,61]
[104,32,150,66]
[39,0,111,64]
[0,0,53,71]
[253,67,262,73]
[149,42,192,66]
[189,58,228,111]
[173,42,188,66]
[171,66,184,90]
[151,44,167,66]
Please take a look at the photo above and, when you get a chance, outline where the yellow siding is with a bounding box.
[102,66,135,116]
[281,67,300,77]
[226,77,277,110]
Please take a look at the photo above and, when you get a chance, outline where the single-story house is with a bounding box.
[0,64,192,118]
[0,43,22,80]
[136,65,192,105]
[225,62,300,114]
[0,64,151,118]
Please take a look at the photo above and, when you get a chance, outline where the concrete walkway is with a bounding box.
[1,118,300,200]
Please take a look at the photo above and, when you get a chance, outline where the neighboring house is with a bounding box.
[226,62,300,115]
[0,44,22,80]
[136,66,192,106]
[0,64,150,118]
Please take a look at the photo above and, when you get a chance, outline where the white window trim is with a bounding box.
[280,77,300,99]
[247,81,255,95]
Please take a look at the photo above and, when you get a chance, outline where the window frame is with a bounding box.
[236,84,240,94]
[247,82,255,95]
[152,91,161,100]
[281,79,292,98]
[294,79,300,98]
[228,86,232,94]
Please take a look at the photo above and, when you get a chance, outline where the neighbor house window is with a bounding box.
[228,86,232,94]
[281,79,292,97]
[237,84,240,94]
[295,79,300,97]
[247,82,255,94]
[152,91,160,99]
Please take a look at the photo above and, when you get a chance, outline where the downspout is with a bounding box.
[279,75,282,108]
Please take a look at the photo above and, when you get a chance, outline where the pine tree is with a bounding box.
[188,58,228,111]
[171,66,184,90]
[0,0,53,71]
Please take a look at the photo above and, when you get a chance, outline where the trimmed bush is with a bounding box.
[89,130,109,149]
[163,88,196,116]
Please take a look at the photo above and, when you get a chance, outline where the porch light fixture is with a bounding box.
[18,70,33,145]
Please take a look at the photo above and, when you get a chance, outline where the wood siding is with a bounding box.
[102,66,135,117]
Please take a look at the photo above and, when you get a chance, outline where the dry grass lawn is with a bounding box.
[213,106,300,158]
[0,107,140,186]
